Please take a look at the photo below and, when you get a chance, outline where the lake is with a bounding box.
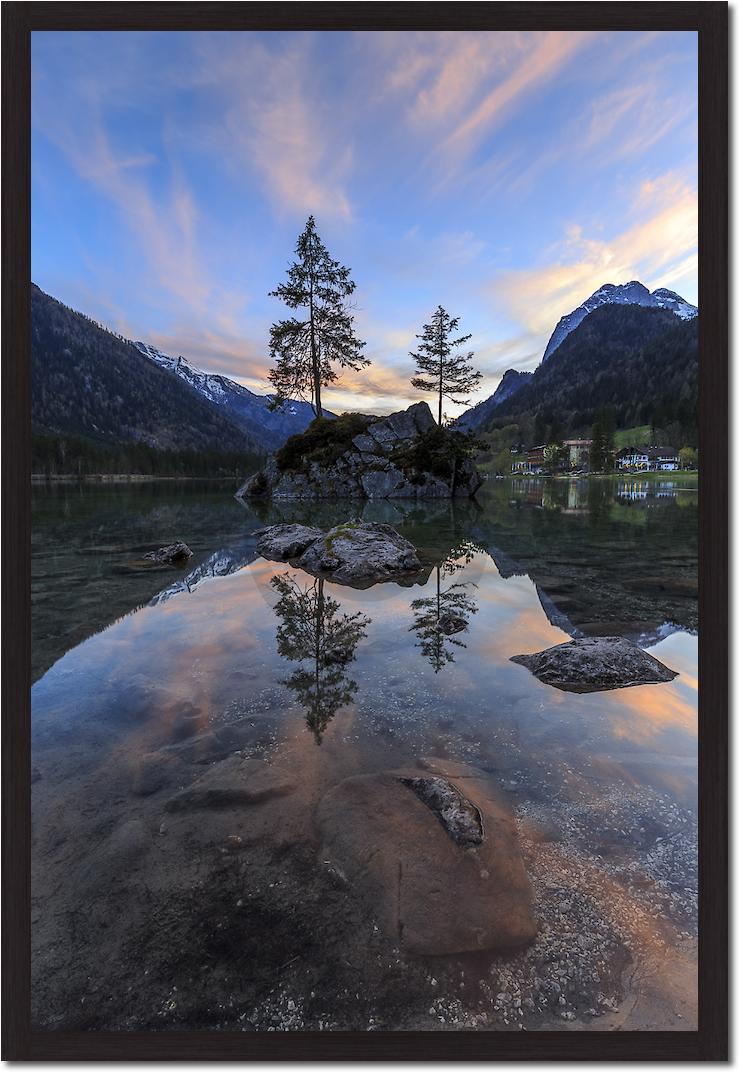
[31,475,698,1032]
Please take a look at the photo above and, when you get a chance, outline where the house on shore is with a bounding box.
[511,445,547,474]
[616,446,679,471]
[563,439,592,470]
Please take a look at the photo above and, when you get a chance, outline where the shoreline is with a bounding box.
[31,474,242,484]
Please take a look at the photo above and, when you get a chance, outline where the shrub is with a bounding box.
[275,413,374,473]
[391,426,482,482]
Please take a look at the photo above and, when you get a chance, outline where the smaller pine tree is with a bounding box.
[410,306,482,425]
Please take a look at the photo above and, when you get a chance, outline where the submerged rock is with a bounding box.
[164,756,295,812]
[143,542,193,565]
[316,764,537,955]
[255,521,423,587]
[131,752,182,797]
[510,636,678,693]
[400,776,483,848]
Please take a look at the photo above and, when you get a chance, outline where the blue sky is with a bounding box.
[32,30,697,415]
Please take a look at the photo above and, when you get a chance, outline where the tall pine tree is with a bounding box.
[410,306,482,425]
[267,216,368,417]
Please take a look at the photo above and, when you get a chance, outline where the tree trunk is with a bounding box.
[437,313,444,426]
[308,264,322,418]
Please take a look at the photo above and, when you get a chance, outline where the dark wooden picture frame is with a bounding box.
[2,2,727,1060]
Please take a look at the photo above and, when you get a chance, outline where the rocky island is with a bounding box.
[236,401,483,501]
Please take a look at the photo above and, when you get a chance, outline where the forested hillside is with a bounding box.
[31,285,263,458]
[487,305,698,445]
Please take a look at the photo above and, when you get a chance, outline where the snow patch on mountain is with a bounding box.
[133,341,325,450]
[542,281,697,361]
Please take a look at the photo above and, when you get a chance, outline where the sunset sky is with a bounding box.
[32,30,697,416]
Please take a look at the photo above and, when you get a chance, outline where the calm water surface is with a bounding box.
[31,476,698,1032]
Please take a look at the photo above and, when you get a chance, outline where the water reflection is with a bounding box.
[271,573,371,743]
[30,481,698,1031]
[409,541,480,672]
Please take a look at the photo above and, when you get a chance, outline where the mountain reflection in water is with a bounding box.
[30,475,698,1032]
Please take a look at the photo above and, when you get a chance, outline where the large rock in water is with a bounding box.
[235,401,483,501]
[255,521,423,587]
[510,636,678,693]
[143,542,193,564]
[253,524,324,561]
[316,761,537,955]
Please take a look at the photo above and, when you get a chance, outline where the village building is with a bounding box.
[511,445,547,474]
[616,446,679,471]
[563,439,592,469]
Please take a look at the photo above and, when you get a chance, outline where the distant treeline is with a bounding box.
[32,432,262,479]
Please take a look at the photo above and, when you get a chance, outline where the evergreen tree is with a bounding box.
[589,408,615,473]
[590,418,604,472]
[410,306,482,425]
[267,216,368,417]
[600,408,616,471]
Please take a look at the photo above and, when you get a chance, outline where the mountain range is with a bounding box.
[31,285,322,457]
[542,281,697,361]
[457,280,698,434]
[133,342,328,451]
[483,303,698,442]
[32,276,698,465]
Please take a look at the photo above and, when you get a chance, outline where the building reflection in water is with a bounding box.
[271,573,371,744]
[409,540,480,673]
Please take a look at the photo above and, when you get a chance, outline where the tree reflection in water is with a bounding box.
[271,573,371,744]
[409,540,480,673]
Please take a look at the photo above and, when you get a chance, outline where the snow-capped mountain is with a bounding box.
[455,369,533,431]
[134,342,328,450]
[542,281,697,361]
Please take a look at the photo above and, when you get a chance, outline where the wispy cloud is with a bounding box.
[436,32,593,173]
[33,101,213,313]
[584,80,690,161]
[495,172,697,348]
[32,30,698,412]
[192,36,353,220]
[146,324,269,389]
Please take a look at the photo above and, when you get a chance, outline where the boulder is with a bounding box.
[510,636,678,693]
[360,466,415,499]
[255,521,423,586]
[143,542,193,565]
[454,457,485,497]
[165,756,295,812]
[254,524,323,561]
[382,401,436,441]
[351,433,379,454]
[316,763,536,955]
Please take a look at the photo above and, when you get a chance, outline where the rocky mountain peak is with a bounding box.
[542,280,697,361]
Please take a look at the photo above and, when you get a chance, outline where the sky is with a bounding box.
[31,30,697,416]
